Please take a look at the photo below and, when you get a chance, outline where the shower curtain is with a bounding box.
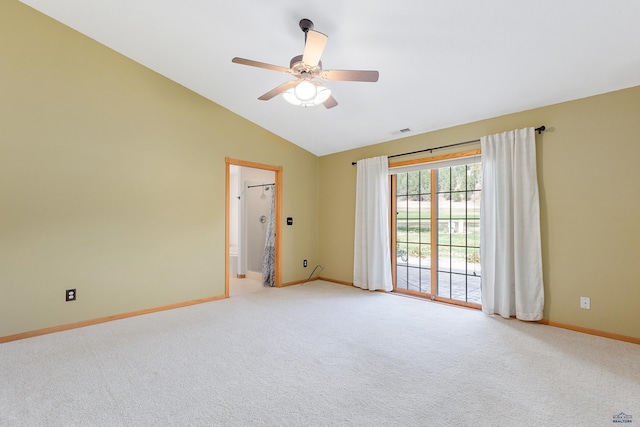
[262,185,276,287]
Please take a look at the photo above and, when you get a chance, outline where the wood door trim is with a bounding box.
[225,158,283,296]
[389,149,481,168]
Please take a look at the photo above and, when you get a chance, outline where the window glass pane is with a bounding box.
[407,171,420,196]
[438,194,451,219]
[438,220,451,245]
[419,218,431,244]
[396,195,408,219]
[437,168,450,192]
[419,268,431,294]
[468,221,480,248]
[396,198,408,242]
[407,267,420,292]
[450,190,466,204]
[451,273,467,302]
[451,165,467,193]
[403,198,418,242]
[467,276,481,305]
[397,173,408,196]
[437,273,451,299]
[438,245,451,272]
[419,170,431,194]
[418,197,431,219]
[451,245,466,273]
[468,193,480,219]
[396,242,409,265]
[466,248,481,276]
[467,163,482,191]
[396,264,408,290]
[418,197,430,245]
[407,216,420,243]
[419,244,431,269]
[396,216,408,243]
[407,243,421,266]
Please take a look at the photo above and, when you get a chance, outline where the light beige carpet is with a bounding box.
[1,281,639,426]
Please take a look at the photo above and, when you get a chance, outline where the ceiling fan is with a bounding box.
[232,19,379,109]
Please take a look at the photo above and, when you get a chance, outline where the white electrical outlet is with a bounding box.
[580,296,590,310]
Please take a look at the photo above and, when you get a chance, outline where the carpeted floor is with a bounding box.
[1,281,639,426]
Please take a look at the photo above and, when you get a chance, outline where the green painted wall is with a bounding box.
[0,1,319,337]
[319,85,640,340]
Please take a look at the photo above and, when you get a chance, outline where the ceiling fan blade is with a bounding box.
[302,30,328,67]
[258,80,299,100]
[323,96,338,109]
[321,70,379,82]
[232,57,290,74]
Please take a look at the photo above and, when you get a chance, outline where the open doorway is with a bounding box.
[225,158,282,297]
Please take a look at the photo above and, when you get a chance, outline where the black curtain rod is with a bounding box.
[351,126,546,165]
[247,183,275,189]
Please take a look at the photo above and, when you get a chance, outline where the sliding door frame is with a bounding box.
[390,149,481,309]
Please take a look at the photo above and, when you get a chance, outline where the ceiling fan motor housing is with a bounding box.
[290,55,322,76]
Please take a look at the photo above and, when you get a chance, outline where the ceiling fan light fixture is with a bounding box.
[313,85,332,105]
[293,80,317,101]
[283,80,331,108]
[282,88,302,106]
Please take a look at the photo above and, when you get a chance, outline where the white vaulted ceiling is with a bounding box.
[20,0,640,156]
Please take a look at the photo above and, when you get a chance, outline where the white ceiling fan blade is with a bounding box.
[321,70,379,82]
[323,96,338,109]
[302,30,328,67]
[232,57,290,74]
[258,80,299,100]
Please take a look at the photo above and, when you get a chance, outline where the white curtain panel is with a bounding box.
[480,127,544,320]
[354,156,393,291]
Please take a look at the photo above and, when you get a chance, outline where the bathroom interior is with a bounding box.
[228,165,276,295]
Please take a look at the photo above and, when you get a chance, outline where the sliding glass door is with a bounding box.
[394,169,432,294]
[392,153,482,307]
